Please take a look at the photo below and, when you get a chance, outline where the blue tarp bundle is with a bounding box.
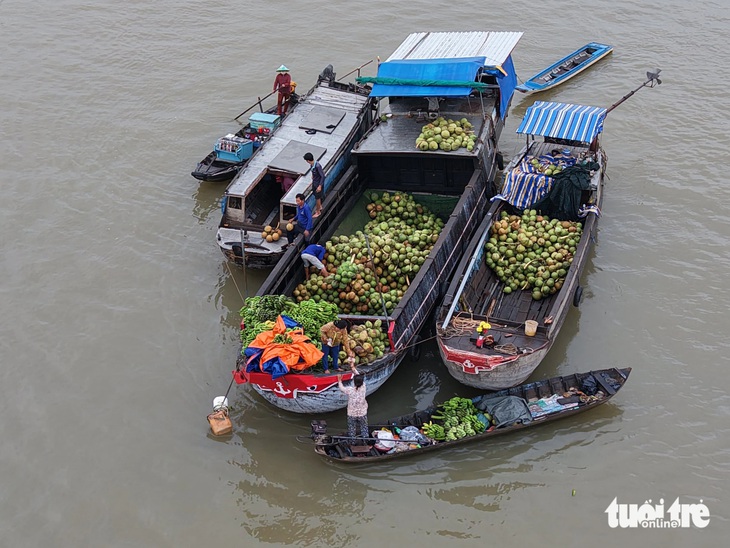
[516,101,607,143]
[368,57,487,97]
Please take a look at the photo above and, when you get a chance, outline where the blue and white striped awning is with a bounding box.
[516,101,607,144]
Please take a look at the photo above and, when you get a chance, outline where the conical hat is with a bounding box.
[276,65,289,72]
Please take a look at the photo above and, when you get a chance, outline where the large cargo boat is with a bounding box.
[216,66,377,268]
[232,31,524,413]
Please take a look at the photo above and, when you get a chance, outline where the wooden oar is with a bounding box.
[233,90,276,121]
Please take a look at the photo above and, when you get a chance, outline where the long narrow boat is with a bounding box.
[191,103,286,183]
[435,100,608,390]
[233,30,524,413]
[216,66,377,268]
[435,73,662,390]
[312,367,631,462]
[516,42,613,95]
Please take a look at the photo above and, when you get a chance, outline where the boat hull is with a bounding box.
[313,367,631,463]
[435,139,605,390]
[437,336,550,390]
[217,79,375,269]
[516,42,613,94]
[243,351,405,414]
[191,152,244,182]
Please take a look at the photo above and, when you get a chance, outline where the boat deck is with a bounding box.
[355,95,498,155]
[227,82,371,200]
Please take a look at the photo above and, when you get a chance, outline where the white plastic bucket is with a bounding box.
[524,320,538,337]
[212,396,229,411]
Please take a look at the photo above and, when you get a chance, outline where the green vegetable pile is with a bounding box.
[485,210,582,300]
[423,397,488,441]
[239,296,338,350]
[273,334,293,345]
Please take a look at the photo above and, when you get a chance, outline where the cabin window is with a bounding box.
[228,197,242,210]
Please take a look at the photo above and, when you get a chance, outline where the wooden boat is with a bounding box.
[436,100,609,390]
[434,71,663,390]
[516,42,613,95]
[311,367,631,462]
[191,149,246,183]
[216,65,377,268]
[233,31,524,412]
[191,102,291,183]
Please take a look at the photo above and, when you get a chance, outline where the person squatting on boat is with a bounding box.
[320,319,355,374]
[286,193,313,245]
[273,65,293,116]
[303,152,325,217]
[337,372,369,439]
[301,243,329,279]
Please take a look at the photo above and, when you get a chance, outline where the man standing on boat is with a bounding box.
[303,152,325,217]
[321,319,355,374]
[273,65,292,116]
[286,193,313,245]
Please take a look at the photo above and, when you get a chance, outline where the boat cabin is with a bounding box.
[217,77,375,267]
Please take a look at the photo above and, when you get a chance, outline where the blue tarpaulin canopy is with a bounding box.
[367,57,488,97]
[362,55,517,118]
[516,101,607,144]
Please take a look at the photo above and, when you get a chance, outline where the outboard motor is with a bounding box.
[310,420,331,444]
[231,243,244,265]
[319,65,336,84]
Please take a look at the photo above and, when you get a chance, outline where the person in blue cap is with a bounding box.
[273,65,292,116]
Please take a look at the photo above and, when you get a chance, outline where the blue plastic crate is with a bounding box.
[214,134,254,163]
[249,112,281,131]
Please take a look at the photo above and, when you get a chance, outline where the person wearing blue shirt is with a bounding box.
[303,152,326,217]
[286,193,313,245]
[301,243,329,279]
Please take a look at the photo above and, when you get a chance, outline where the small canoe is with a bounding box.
[516,42,613,95]
[311,367,631,463]
[191,148,246,183]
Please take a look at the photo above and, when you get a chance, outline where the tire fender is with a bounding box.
[573,285,583,307]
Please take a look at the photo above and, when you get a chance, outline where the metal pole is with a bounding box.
[363,232,390,331]
[440,208,497,329]
[240,228,248,298]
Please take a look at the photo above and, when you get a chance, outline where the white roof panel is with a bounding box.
[386,31,523,67]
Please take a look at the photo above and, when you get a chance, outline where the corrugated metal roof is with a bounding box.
[386,31,523,67]
[516,101,607,143]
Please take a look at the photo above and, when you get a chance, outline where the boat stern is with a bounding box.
[217,227,287,268]
[437,335,549,390]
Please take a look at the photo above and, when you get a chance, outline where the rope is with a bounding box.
[437,314,482,340]
[393,183,490,348]
[225,260,246,303]
[493,343,519,355]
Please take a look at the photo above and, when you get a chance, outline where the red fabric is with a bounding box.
[274,73,292,115]
[233,370,247,385]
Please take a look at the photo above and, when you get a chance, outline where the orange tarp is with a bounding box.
[248,316,323,371]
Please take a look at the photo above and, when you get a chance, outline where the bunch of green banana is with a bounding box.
[421,421,445,441]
